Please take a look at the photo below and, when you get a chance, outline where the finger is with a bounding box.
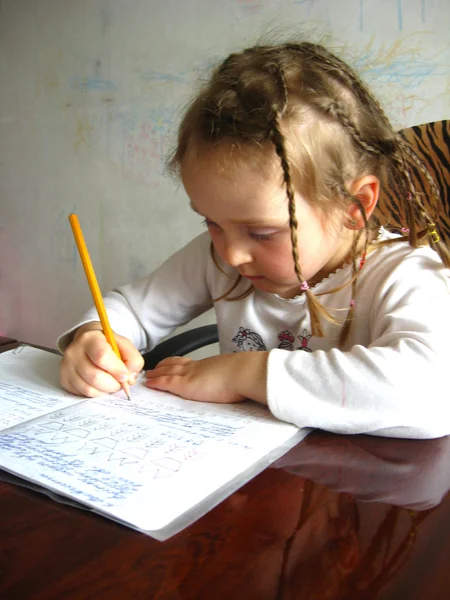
[84,337,131,383]
[60,368,84,397]
[145,364,188,379]
[65,365,120,398]
[145,374,185,396]
[116,336,145,376]
[76,356,124,394]
[153,356,192,368]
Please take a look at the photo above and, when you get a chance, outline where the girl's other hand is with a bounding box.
[145,352,268,405]
[60,322,144,397]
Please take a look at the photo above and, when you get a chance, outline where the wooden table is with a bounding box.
[2,426,450,600]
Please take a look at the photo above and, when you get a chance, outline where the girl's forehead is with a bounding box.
[181,140,280,179]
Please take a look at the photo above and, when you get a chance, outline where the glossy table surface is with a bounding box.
[2,424,450,600]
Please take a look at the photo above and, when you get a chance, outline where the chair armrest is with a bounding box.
[142,324,219,370]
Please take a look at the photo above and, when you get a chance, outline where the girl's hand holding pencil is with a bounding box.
[62,214,144,399]
[60,322,144,398]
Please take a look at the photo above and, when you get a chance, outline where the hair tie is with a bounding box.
[401,227,410,234]
[300,281,309,291]
[359,252,367,269]
[350,299,355,308]
[427,223,440,244]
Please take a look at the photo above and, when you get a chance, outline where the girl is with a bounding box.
[59,42,450,438]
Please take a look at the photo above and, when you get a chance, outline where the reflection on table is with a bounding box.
[1,430,450,600]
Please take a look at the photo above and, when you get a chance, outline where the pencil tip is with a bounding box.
[121,382,131,400]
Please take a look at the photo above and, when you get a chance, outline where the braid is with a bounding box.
[266,62,288,115]
[402,139,441,199]
[267,65,341,336]
[324,100,385,157]
[268,122,300,276]
[338,230,361,345]
[285,42,395,137]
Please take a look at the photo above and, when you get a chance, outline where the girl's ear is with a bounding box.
[346,175,380,230]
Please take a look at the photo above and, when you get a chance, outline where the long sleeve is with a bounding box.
[57,233,214,352]
[267,245,450,439]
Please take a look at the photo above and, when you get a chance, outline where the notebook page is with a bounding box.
[0,346,86,430]
[0,357,306,536]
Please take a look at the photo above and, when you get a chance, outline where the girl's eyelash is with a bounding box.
[249,231,276,241]
[202,218,217,228]
[202,218,276,240]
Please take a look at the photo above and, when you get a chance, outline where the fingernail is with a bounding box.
[118,373,129,383]
[128,373,138,384]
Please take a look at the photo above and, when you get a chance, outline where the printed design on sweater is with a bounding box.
[277,330,295,350]
[278,329,313,352]
[232,327,267,351]
[297,329,313,352]
[232,327,313,353]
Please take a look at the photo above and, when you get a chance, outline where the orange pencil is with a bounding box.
[69,213,131,399]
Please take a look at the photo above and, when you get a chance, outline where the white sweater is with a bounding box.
[58,230,450,439]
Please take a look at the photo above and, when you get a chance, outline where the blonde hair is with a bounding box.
[168,42,450,341]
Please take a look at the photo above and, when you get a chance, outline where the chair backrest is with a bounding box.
[374,120,450,244]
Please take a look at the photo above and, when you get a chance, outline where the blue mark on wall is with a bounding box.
[356,51,447,88]
[136,70,189,84]
[397,0,403,31]
[69,77,119,92]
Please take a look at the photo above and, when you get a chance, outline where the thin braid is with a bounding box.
[390,140,421,247]
[401,139,441,200]
[325,101,383,156]
[287,42,396,136]
[398,136,441,233]
[264,63,304,285]
[268,111,340,336]
[338,231,361,345]
[268,117,302,284]
[266,61,288,117]
[337,195,368,346]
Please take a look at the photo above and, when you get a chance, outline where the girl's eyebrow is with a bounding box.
[189,203,288,226]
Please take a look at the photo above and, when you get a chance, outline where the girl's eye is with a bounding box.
[249,230,277,241]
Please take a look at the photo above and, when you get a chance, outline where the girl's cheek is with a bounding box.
[264,246,295,272]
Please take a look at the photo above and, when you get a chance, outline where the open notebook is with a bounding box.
[0,345,308,541]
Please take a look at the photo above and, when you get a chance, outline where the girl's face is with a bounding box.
[181,147,353,299]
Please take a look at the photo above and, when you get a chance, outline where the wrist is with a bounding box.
[232,351,269,405]
[73,321,102,341]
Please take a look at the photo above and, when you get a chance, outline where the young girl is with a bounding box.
[58,41,450,439]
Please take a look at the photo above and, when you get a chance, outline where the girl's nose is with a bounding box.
[221,237,252,268]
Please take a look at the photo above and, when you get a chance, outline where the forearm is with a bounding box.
[267,344,450,438]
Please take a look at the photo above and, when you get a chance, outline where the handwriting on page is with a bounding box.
[0,381,82,430]
[0,390,275,509]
